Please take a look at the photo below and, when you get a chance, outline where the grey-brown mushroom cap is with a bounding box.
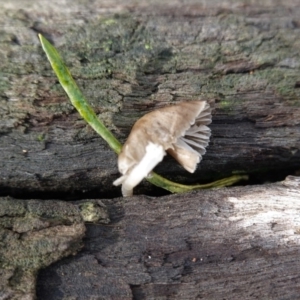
[117,101,211,175]
[114,101,212,196]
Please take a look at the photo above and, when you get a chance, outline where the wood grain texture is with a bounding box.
[36,176,300,299]
[0,197,85,300]
[0,0,299,196]
[1,1,300,298]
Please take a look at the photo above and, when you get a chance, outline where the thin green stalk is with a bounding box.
[148,173,248,193]
[39,35,122,154]
[39,34,248,193]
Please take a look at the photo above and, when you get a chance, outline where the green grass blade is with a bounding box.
[39,34,248,194]
[39,34,122,154]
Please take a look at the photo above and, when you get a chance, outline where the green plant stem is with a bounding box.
[148,173,248,193]
[39,35,122,155]
[39,34,248,193]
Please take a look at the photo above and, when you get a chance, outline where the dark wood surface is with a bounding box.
[0,0,299,197]
[36,176,300,299]
[0,0,300,299]
[0,197,85,300]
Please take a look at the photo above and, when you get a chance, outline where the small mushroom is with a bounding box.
[113,101,212,196]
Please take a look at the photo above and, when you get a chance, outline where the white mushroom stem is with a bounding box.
[114,101,212,197]
[113,142,165,197]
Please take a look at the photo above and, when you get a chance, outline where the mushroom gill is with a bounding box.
[113,101,212,196]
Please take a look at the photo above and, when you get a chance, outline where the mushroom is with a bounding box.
[113,101,212,196]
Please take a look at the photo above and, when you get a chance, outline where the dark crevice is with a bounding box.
[130,284,144,300]
[0,166,298,201]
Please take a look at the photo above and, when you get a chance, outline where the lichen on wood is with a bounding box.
[0,197,85,299]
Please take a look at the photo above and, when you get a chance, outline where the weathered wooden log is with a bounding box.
[0,0,299,197]
[1,1,300,299]
[35,176,300,299]
[0,198,85,300]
